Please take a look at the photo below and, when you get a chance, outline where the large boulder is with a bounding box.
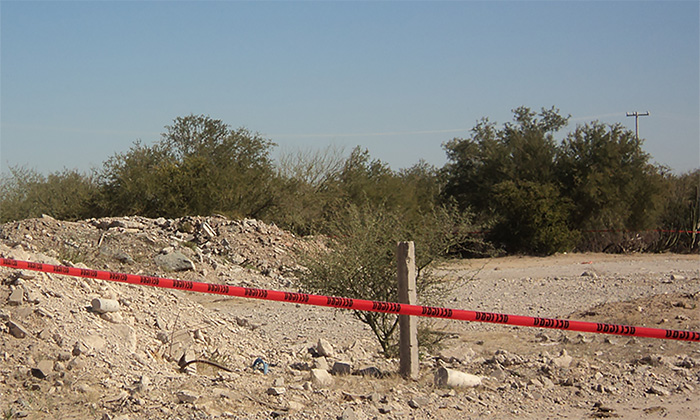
[154,251,195,272]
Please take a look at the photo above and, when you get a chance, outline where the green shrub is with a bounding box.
[297,202,475,356]
[490,181,579,255]
[653,170,699,252]
[94,115,277,219]
[0,166,97,223]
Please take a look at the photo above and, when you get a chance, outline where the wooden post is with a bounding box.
[397,241,419,379]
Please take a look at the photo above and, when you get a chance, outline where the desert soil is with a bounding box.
[0,215,698,420]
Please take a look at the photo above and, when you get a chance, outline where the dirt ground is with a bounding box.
[0,216,698,419]
[431,253,700,420]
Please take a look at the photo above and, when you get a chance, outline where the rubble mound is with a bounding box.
[0,214,323,290]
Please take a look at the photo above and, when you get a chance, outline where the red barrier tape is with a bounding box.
[1,258,698,342]
[583,229,700,234]
[468,229,700,235]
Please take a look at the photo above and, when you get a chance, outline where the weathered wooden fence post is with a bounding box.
[397,241,419,379]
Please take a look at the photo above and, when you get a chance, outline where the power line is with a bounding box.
[626,111,650,141]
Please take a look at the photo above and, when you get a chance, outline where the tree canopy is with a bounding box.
[94,114,277,219]
[1,109,696,254]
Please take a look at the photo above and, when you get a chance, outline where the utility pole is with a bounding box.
[626,111,650,141]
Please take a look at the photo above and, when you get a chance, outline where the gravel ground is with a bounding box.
[441,252,700,319]
[1,215,698,419]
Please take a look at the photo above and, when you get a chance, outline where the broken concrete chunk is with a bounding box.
[288,400,304,411]
[31,360,54,379]
[201,222,216,239]
[438,345,476,364]
[310,368,334,387]
[316,338,335,358]
[194,329,206,343]
[313,357,329,371]
[542,377,556,389]
[25,289,41,304]
[16,270,37,280]
[8,287,24,306]
[91,298,120,313]
[8,320,30,338]
[434,367,481,388]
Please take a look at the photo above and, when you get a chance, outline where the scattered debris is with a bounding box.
[0,215,697,419]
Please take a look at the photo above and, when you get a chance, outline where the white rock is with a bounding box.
[8,287,24,305]
[316,338,335,357]
[551,349,573,368]
[25,289,41,304]
[32,360,54,379]
[201,222,217,239]
[438,346,476,363]
[313,357,329,371]
[408,396,430,409]
[310,368,334,387]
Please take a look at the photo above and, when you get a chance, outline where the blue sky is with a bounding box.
[1,1,698,175]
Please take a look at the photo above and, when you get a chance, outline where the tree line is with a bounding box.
[2,108,698,255]
[3,108,697,355]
